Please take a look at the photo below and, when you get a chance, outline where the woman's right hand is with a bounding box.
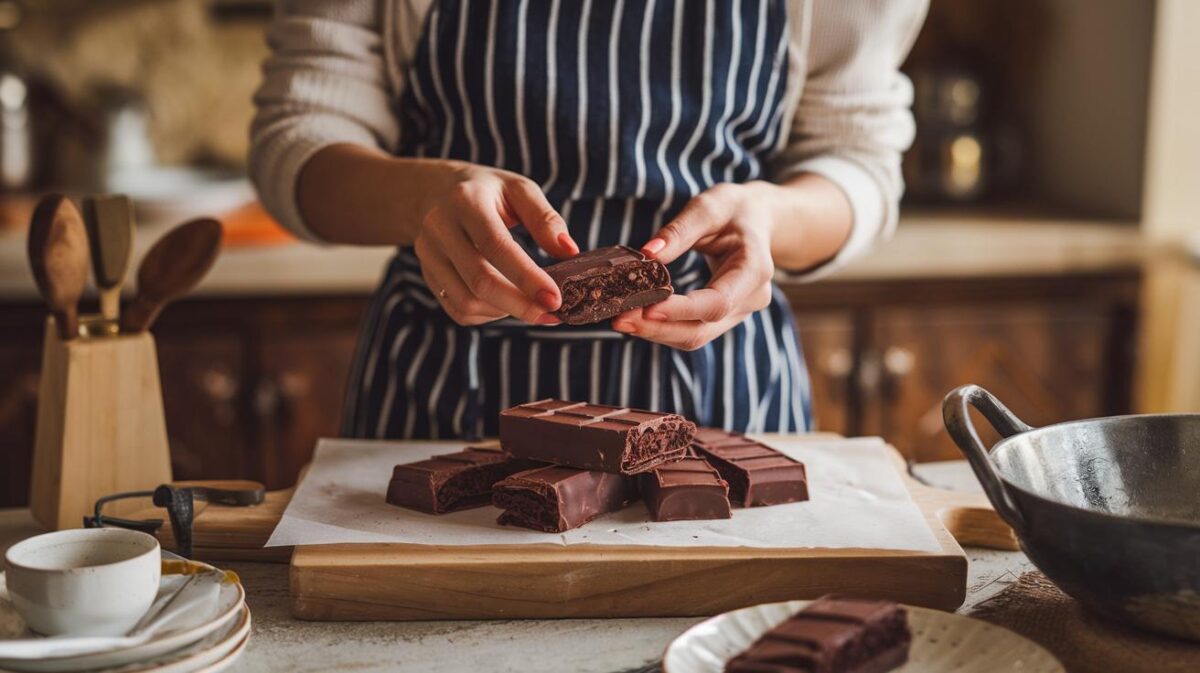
[415,163,579,326]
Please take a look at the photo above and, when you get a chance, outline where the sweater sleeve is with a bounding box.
[249,0,401,242]
[768,0,928,280]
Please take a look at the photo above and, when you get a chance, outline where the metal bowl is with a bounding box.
[943,385,1200,642]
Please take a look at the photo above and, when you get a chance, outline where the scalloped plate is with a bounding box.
[664,599,1065,673]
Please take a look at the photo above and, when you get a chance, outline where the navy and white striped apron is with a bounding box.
[342,0,814,440]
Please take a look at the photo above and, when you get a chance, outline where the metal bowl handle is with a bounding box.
[942,384,1033,533]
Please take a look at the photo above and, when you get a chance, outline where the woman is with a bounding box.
[250,0,926,440]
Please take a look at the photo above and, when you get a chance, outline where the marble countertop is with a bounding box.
[0,461,1034,673]
[0,213,1152,301]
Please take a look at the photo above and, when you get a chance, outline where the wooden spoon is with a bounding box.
[27,195,90,340]
[82,194,135,323]
[121,218,223,333]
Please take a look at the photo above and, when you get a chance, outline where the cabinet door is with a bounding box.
[0,343,42,507]
[868,304,1119,462]
[157,335,251,481]
[253,331,359,489]
[793,311,857,436]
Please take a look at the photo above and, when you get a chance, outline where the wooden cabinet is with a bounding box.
[865,304,1125,462]
[0,271,1140,506]
[793,312,856,436]
[0,341,42,507]
[157,335,251,481]
[786,273,1140,462]
[251,330,359,488]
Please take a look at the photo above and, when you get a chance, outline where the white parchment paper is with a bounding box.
[266,436,942,552]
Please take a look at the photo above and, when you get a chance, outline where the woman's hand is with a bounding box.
[612,182,780,351]
[414,164,579,326]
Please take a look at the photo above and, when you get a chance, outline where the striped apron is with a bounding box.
[342,0,814,440]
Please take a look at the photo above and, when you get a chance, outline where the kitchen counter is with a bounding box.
[0,461,1033,673]
[0,213,1151,301]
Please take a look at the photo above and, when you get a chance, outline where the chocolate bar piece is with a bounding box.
[546,245,672,324]
[725,596,911,673]
[500,400,696,474]
[386,444,540,514]
[493,465,638,532]
[693,428,809,507]
[639,457,731,521]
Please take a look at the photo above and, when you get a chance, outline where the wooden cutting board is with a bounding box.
[132,438,1016,620]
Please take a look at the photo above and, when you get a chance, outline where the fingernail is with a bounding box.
[645,310,668,321]
[613,321,636,334]
[641,238,666,257]
[558,233,579,256]
[536,289,560,310]
[535,313,561,325]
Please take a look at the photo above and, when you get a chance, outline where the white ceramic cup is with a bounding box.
[4,528,161,636]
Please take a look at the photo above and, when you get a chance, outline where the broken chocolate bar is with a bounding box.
[492,465,638,532]
[546,245,672,325]
[386,444,541,514]
[500,400,696,474]
[693,428,809,507]
[640,457,731,521]
[724,596,911,673]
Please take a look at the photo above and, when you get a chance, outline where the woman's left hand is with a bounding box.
[612,182,778,351]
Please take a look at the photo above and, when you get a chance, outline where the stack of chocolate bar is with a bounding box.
[384,400,813,533]
[493,400,695,531]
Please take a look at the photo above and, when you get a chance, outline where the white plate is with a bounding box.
[664,599,1065,673]
[102,606,250,673]
[0,560,245,673]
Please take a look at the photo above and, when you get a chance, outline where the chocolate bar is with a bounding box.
[639,457,731,521]
[500,400,695,474]
[693,428,809,507]
[492,465,638,532]
[725,596,911,673]
[546,245,671,324]
[386,444,540,514]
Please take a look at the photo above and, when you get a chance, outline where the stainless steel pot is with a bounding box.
[943,385,1200,642]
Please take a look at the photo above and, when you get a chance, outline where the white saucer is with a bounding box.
[0,559,245,673]
[663,599,1065,673]
[92,606,250,673]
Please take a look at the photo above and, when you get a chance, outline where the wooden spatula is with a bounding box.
[82,195,135,323]
[121,218,223,333]
[28,195,90,340]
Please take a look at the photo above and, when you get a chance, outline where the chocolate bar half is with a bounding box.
[693,428,809,507]
[640,457,731,521]
[385,444,541,514]
[500,400,695,474]
[724,596,911,673]
[492,465,638,532]
[546,245,672,324]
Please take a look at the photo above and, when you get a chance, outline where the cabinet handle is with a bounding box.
[200,367,240,428]
[820,348,853,380]
[200,368,238,402]
[882,347,916,379]
[254,371,312,430]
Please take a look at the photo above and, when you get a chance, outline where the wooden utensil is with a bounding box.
[121,218,223,333]
[27,195,90,340]
[82,195,135,323]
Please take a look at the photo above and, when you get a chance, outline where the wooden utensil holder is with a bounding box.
[30,317,173,530]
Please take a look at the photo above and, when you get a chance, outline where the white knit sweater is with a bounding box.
[250,0,927,279]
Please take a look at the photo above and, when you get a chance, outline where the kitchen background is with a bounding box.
[1,0,1197,507]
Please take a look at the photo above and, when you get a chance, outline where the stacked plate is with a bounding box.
[0,558,248,673]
